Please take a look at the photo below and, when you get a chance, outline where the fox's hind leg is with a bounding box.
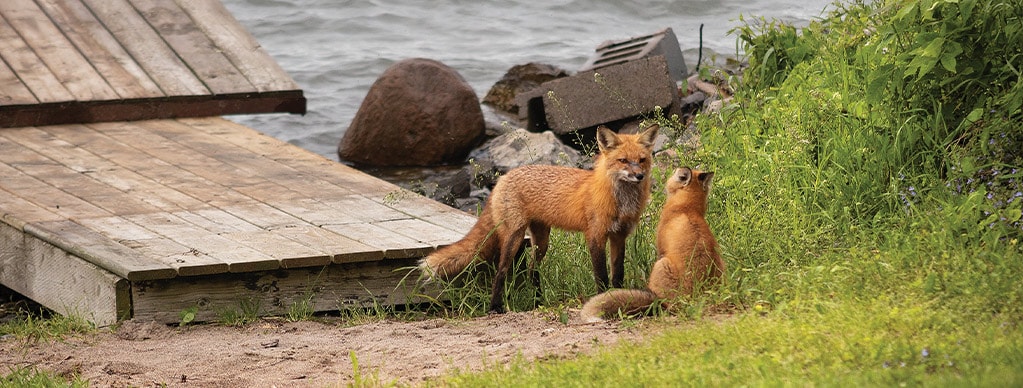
[527,222,550,304]
[490,225,527,314]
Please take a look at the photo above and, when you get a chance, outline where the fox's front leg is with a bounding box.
[586,231,610,292]
[608,232,628,289]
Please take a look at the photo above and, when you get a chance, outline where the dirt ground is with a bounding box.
[1,301,657,387]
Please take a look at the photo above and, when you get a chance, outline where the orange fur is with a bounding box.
[420,125,658,313]
[581,167,725,322]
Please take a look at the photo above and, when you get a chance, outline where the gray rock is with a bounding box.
[466,129,583,187]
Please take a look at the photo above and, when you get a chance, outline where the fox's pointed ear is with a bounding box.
[596,126,619,151]
[675,167,693,186]
[639,124,659,147]
[697,171,714,191]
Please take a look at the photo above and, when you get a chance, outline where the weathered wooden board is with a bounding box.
[25,220,178,281]
[0,14,72,103]
[174,1,299,92]
[0,0,305,128]
[0,0,481,326]
[131,259,439,324]
[76,216,230,276]
[0,222,130,327]
[134,0,255,95]
[1,0,119,101]
[36,0,165,98]
[0,116,478,284]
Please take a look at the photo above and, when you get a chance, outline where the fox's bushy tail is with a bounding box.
[418,205,500,280]
[580,289,659,323]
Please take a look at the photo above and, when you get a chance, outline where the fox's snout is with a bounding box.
[618,164,647,182]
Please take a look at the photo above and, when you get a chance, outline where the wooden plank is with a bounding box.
[124,212,279,273]
[0,61,36,105]
[0,12,73,103]
[134,121,429,231]
[268,197,362,227]
[174,0,299,92]
[0,128,171,215]
[47,123,243,211]
[13,162,159,216]
[36,0,165,98]
[171,208,332,268]
[217,202,305,230]
[214,202,380,261]
[0,159,113,220]
[218,229,331,268]
[1,221,130,326]
[321,195,411,223]
[145,119,360,201]
[376,218,468,248]
[174,208,260,234]
[77,216,229,276]
[420,209,479,233]
[131,259,437,324]
[91,121,266,188]
[214,202,384,263]
[0,92,306,128]
[184,118,394,196]
[25,219,178,281]
[0,186,61,229]
[0,0,119,101]
[322,222,434,259]
[132,0,254,95]
[265,223,384,264]
[81,0,208,96]
[378,192,468,220]
[0,217,25,268]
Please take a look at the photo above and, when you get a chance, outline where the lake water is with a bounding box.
[220,0,837,161]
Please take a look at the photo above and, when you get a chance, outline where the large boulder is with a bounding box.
[338,58,485,166]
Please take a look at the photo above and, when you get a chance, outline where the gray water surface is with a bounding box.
[221,0,837,160]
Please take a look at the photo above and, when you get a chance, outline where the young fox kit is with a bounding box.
[420,125,659,313]
[580,167,725,322]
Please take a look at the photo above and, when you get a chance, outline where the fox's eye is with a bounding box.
[639,158,646,163]
[618,158,628,164]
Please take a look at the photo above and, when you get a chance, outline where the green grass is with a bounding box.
[429,0,1023,385]
[0,305,95,387]
[0,310,94,344]
[0,366,88,388]
[442,298,1022,387]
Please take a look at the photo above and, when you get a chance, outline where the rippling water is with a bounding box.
[221,0,836,160]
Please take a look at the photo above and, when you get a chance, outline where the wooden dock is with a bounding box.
[0,0,474,325]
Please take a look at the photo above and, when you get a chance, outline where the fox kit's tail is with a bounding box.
[580,289,659,323]
[419,205,500,281]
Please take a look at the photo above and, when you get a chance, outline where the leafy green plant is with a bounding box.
[178,306,198,327]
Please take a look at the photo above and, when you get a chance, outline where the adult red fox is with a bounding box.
[580,167,725,322]
[420,125,659,313]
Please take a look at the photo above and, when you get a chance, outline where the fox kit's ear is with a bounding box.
[596,126,619,151]
[697,171,714,191]
[639,124,659,148]
[674,167,693,186]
